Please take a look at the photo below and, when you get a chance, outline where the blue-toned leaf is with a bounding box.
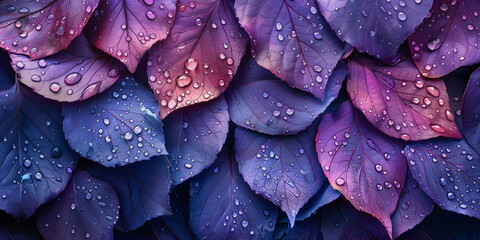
[227,55,346,135]
[0,80,78,219]
[234,123,323,226]
[462,67,480,152]
[235,0,344,100]
[391,170,434,238]
[318,0,433,60]
[444,66,474,133]
[281,215,322,240]
[88,156,171,231]
[404,139,480,220]
[36,170,119,240]
[0,211,42,240]
[62,77,167,167]
[321,199,389,240]
[316,101,407,237]
[295,181,340,222]
[190,144,279,239]
[164,97,229,185]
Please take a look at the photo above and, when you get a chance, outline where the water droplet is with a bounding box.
[124,132,133,140]
[64,72,82,86]
[447,192,455,200]
[177,75,192,87]
[185,58,198,70]
[146,11,156,20]
[335,177,345,186]
[397,12,407,21]
[426,86,440,97]
[195,18,203,26]
[133,125,142,134]
[427,38,441,51]
[51,147,63,158]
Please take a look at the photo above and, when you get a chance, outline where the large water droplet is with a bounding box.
[64,72,82,86]
[185,58,198,71]
[177,75,192,87]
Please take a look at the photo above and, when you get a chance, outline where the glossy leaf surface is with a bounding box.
[63,77,167,167]
[147,0,248,118]
[462,67,480,152]
[235,0,344,100]
[316,101,407,237]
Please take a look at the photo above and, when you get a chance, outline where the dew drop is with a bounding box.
[64,72,82,86]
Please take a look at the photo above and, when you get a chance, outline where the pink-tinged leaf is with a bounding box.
[235,0,344,100]
[36,170,119,240]
[462,67,480,152]
[85,0,177,72]
[321,199,390,240]
[227,55,347,135]
[318,0,433,60]
[0,0,99,59]
[10,34,124,102]
[391,170,434,238]
[189,144,279,240]
[234,123,324,226]
[0,80,78,220]
[408,0,480,78]
[347,55,462,141]
[316,101,407,238]
[164,97,229,185]
[404,139,480,220]
[147,0,248,119]
[62,77,167,167]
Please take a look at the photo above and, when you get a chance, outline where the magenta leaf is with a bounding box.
[87,156,172,231]
[36,170,119,240]
[10,34,125,102]
[85,0,177,72]
[235,0,344,100]
[316,101,407,237]
[321,199,390,240]
[234,123,323,226]
[404,138,480,220]
[62,77,167,167]
[391,170,434,238]
[227,55,347,135]
[318,0,433,60]
[347,55,462,141]
[0,0,99,59]
[189,144,279,239]
[164,97,229,185]
[408,0,480,78]
[462,67,480,152]
[0,80,78,220]
[147,0,248,119]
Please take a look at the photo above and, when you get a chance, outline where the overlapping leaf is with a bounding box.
[318,0,432,59]
[280,215,322,240]
[422,208,480,239]
[409,0,480,78]
[36,170,119,240]
[164,97,229,185]
[235,123,324,225]
[10,34,124,102]
[0,0,98,59]
[86,0,177,72]
[443,66,473,132]
[294,181,340,222]
[235,0,344,100]
[316,101,407,237]
[147,0,248,118]
[347,55,461,141]
[63,77,167,167]
[88,156,172,231]
[0,79,78,220]
[189,144,279,239]
[391,170,434,238]
[227,55,347,135]
[462,67,480,152]
[404,139,480,220]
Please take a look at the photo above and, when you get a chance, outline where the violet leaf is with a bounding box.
[462,67,480,152]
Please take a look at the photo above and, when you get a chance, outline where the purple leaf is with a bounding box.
[443,66,474,133]
[36,170,119,240]
[321,199,390,240]
[0,80,78,220]
[347,55,462,141]
[404,138,480,220]
[318,0,433,60]
[164,97,229,185]
[391,170,434,238]
[227,55,347,135]
[294,181,340,222]
[234,123,323,226]
[316,101,407,237]
[88,156,172,231]
[85,0,177,72]
[10,34,124,102]
[235,0,344,100]
[462,67,480,152]
[408,0,480,78]
[189,144,279,239]
[0,0,99,59]
[62,77,167,167]
[281,215,322,240]
[147,0,248,119]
